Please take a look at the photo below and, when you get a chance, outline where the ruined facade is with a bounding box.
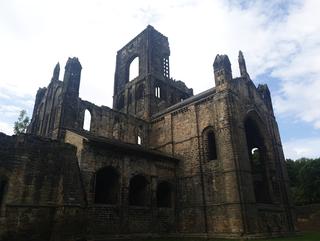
[0,26,295,240]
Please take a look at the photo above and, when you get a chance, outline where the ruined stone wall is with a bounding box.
[77,100,149,146]
[149,73,294,237]
[113,25,193,120]
[0,133,85,241]
[28,80,63,139]
[64,130,178,238]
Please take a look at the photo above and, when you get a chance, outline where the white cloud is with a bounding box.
[283,137,320,160]
[0,105,21,118]
[0,0,319,158]
[0,121,13,135]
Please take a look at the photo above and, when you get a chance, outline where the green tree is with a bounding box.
[286,157,320,205]
[13,110,30,134]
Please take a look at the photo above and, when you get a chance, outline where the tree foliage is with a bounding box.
[286,157,320,205]
[13,110,30,134]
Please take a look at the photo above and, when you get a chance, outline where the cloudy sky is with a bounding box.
[0,0,319,160]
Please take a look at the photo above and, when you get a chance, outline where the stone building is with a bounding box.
[0,26,295,240]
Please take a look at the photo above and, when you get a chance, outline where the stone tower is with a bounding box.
[113,25,193,120]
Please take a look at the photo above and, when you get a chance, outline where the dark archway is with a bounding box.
[129,174,149,206]
[94,167,120,204]
[157,181,172,207]
[244,115,271,203]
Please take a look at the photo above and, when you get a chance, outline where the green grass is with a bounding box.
[126,232,320,241]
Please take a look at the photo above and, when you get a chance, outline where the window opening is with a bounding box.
[155,86,161,98]
[244,116,271,203]
[204,130,217,160]
[129,57,139,81]
[137,136,142,145]
[83,109,91,131]
[129,175,149,206]
[94,167,119,204]
[157,181,172,207]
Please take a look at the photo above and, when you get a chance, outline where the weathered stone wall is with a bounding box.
[64,130,178,239]
[148,64,294,237]
[0,133,85,241]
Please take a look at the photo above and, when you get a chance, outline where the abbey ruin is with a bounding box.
[0,26,295,240]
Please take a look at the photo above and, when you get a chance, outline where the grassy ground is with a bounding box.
[126,232,320,241]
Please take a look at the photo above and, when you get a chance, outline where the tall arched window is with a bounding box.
[155,86,161,98]
[129,56,139,81]
[129,175,149,206]
[244,115,271,204]
[157,181,172,207]
[203,128,218,161]
[83,109,91,131]
[94,167,119,204]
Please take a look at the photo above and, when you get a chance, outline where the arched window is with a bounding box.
[129,56,139,81]
[94,167,119,204]
[136,84,144,100]
[0,178,8,215]
[244,115,271,204]
[155,86,161,98]
[203,128,218,161]
[157,181,172,207]
[83,109,91,131]
[137,135,142,145]
[129,175,149,206]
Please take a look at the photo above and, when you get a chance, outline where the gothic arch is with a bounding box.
[244,110,271,203]
[83,109,92,131]
[129,174,150,206]
[94,166,120,204]
[128,55,139,82]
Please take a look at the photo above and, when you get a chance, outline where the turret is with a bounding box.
[238,50,248,78]
[213,54,232,90]
[51,62,60,82]
[60,57,82,133]
[62,57,82,97]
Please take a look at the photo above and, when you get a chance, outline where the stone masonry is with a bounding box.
[0,26,296,240]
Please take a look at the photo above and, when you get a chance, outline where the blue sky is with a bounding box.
[0,0,319,159]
